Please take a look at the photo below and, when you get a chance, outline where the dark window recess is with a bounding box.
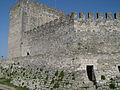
[118,66,120,72]
[21,42,23,45]
[27,52,30,56]
[86,65,96,82]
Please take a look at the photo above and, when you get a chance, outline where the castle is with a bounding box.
[2,0,120,89]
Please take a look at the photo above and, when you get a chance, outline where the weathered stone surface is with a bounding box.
[3,0,120,89]
[8,0,64,58]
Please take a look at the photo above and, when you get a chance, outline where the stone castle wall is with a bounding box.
[22,0,64,32]
[8,2,23,58]
[0,53,119,89]
[74,12,120,55]
[22,17,75,56]
[5,1,120,89]
[17,12,120,83]
[21,12,120,57]
[8,0,64,58]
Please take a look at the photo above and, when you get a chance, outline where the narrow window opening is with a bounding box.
[86,65,96,82]
[27,52,30,56]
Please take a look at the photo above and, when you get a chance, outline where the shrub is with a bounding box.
[101,75,106,80]
[40,68,43,72]
[72,73,75,80]
[44,81,47,85]
[45,75,48,80]
[59,71,64,77]
[50,79,54,84]
[53,83,59,88]
[109,83,116,89]
[33,76,36,79]
[17,62,20,65]
[58,78,63,82]
[45,70,49,73]
[55,70,58,76]
[65,81,69,85]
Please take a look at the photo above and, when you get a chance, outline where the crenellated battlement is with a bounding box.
[8,0,120,59]
[7,1,120,87]
[72,12,120,19]
[24,12,120,36]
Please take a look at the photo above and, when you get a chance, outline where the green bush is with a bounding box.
[72,73,75,80]
[33,76,36,79]
[109,83,116,89]
[59,71,64,77]
[44,81,47,85]
[65,81,69,85]
[53,83,59,88]
[55,70,58,76]
[58,78,63,82]
[50,79,54,84]
[45,75,48,80]
[101,75,106,80]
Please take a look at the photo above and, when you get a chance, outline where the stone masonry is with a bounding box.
[8,0,64,58]
[1,0,120,89]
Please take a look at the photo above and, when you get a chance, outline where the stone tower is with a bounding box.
[8,0,64,58]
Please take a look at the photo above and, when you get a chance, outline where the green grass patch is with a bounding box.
[0,78,29,90]
[81,86,90,89]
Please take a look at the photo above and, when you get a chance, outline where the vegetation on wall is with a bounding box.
[0,62,120,89]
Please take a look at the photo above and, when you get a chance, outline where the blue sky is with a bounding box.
[0,0,120,59]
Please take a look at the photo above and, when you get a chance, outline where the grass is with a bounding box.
[0,78,29,90]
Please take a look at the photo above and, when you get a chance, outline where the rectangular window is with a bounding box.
[118,66,120,72]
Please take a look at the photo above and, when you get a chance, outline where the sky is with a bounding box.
[0,0,120,59]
